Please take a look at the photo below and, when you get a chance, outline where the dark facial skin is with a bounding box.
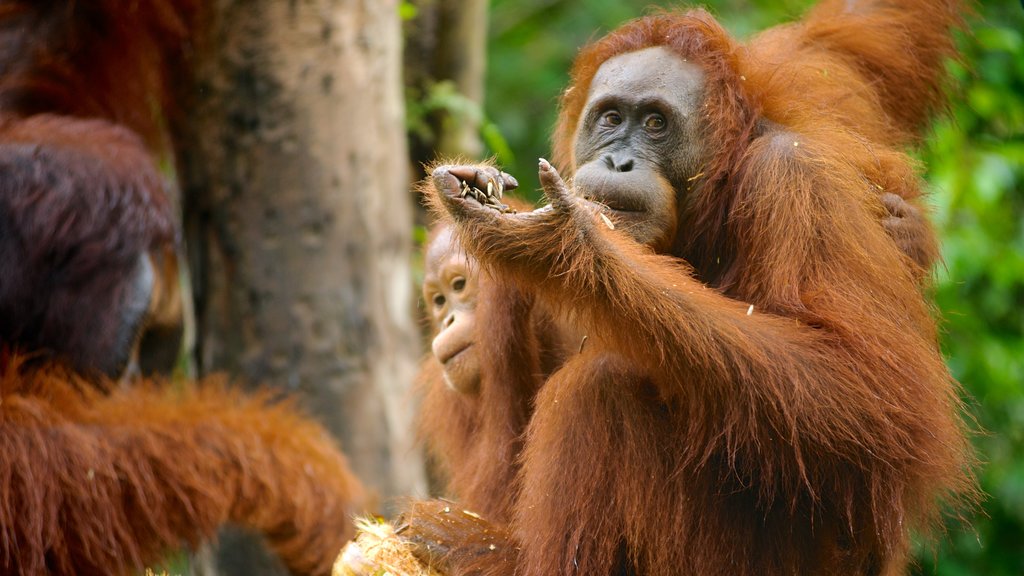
[573,46,706,252]
[106,253,156,378]
[423,227,482,394]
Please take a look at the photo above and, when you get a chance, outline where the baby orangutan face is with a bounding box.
[423,226,481,394]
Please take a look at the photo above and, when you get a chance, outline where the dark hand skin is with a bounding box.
[440,165,519,197]
[881,192,935,271]
[432,159,581,239]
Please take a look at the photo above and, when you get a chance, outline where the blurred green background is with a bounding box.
[472,1,1023,574]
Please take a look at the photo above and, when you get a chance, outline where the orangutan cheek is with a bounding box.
[442,348,481,395]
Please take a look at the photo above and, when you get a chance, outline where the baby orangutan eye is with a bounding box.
[432,293,445,307]
[452,277,466,292]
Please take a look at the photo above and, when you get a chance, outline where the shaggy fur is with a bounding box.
[408,1,976,575]
[0,3,367,574]
[0,0,199,374]
[416,279,544,524]
[0,115,174,375]
[0,355,365,576]
[0,0,200,146]
[416,212,571,524]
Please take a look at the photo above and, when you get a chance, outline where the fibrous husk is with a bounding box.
[332,517,441,576]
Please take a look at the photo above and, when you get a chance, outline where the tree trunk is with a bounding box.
[177,1,425,572]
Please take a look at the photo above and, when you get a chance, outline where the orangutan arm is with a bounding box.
[426,152,964,496]
[0,365,363,576]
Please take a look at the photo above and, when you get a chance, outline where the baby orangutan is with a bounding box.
[415,195,563,526]
[422,225,483,395]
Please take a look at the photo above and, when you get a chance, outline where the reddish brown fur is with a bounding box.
[0,355,365,576]
[0,115,173,373]
[553,1,956,278]
[0,3,369,573]
[416,218,547,523]
[411,2,975,575]
[0,0,198,372]
[0,0,200,146]
[416,284,544,524]
[398,499,516,575]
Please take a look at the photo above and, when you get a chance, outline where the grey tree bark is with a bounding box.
[176,1,425,573]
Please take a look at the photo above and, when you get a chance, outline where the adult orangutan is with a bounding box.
[415,167,933,529]
[0,115,368,576]
[388,1,976,575]
[0,3,367,574]
[0,0,202,377]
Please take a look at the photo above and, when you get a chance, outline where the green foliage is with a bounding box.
[399,2,418,22]
[406,80,477,149]
[476,0,1024,573]
[914,3,1024,574]
[484,0,653,186]
[405,79,513,165]
[144,550,189,575]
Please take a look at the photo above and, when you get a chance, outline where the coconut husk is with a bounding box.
[332,517,441,576]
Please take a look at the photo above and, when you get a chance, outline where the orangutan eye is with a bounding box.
[644,114,666,132]
[600,110,622,127]
[432,293,445,307]
[452,277,466,292]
